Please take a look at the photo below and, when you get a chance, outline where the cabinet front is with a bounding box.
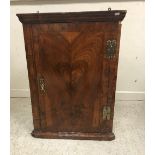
[32,22,120,133]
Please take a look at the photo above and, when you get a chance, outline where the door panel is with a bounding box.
[32,23,114,132]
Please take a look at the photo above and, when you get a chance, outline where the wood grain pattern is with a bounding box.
[17,11,126,140]
[36,29,105,132]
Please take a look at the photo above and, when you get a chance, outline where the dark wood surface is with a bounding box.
[17,10,126,140]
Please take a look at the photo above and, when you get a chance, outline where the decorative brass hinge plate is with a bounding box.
[105,40,117,59]
[103,106,111,120]
[38,77,46,93]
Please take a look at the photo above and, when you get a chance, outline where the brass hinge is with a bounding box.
[38,77,46,93]
[103,106,111,120]
[105,39,117,59]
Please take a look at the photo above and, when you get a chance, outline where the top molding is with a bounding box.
[17,10,127,24]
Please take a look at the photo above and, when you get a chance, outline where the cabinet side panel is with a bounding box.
[23,24,41,129]
[109,24,122,130]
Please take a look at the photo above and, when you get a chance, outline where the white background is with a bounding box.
[10,1,145,100]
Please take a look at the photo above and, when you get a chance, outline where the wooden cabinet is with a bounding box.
[17,10,126,141]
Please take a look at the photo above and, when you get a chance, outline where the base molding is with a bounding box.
[31,130,115,141]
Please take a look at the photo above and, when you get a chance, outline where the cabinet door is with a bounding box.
[32,22,120,132]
